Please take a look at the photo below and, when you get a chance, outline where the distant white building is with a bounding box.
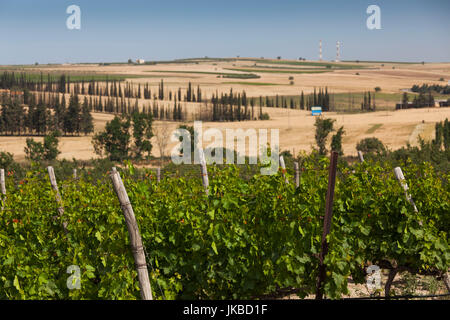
[136,59,145,64]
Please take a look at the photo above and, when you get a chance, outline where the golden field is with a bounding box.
[1,58,449,161]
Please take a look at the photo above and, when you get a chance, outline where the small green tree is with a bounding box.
[433,122,444,149]
[43,131,61,161]
[24,138,45,162]
[80,97,94,135]
[131,112,153,159]
[92,115,131,161]
[24,131,61,162]
[331,126,345,156]
[314,117,335,155]
[402,92,409,109]
[356,137,386,155]
[64,94,81,135]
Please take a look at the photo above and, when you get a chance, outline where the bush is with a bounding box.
[24,138,45,162]
[260,113,270,120]
[374,87,381,92]
[24,131,61,162]
[0,152,15,170]
[356,137,386,155]
[314,118,335,155]
[288,76,294,80]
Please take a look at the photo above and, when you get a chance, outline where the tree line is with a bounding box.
[411,84,450,95]
[397,92,436,109]
[0,72,204,102]
[255,87,332,111]
[360,91,376,111]
[0,92,93,136]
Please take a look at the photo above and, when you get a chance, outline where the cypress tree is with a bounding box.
[300,91,305,110]
[64,94,81,135]
[80,97,94,135]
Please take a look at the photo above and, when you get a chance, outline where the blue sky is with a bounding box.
[0,0,449,64]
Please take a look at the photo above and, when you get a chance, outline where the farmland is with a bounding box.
[1,57,450,162]
[0,57,449,300]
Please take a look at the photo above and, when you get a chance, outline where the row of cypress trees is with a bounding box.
[0,72,205,103]
[0,92,93,136]
[256,87,332,111]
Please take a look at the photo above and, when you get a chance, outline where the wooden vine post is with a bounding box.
[157,167,161,183]
[315,151,339,300]
[357,151,365,163]
[394,167,418,213]
[294,162,300,188]
[0,169,5,196]
[110,169,153,300]
[392,167,450,296]
[199,149,209,195]
[443,273,450,293]
[0,169,6,210]
[47,166,68,233]
[279,156,289,184]
[73,169,77,179]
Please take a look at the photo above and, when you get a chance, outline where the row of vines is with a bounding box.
[0,157,448,299]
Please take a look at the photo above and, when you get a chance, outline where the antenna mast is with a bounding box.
[319,40,322,61]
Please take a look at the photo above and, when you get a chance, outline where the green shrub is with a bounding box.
[260,113,270,120]
[356,137,386,155]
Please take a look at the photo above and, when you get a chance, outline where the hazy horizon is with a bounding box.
[1,0,449,65]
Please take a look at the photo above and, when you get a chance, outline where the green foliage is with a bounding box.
[92,116,131,161]
[0,156,447,300]
[411,83,450,95]
[0,151,16,171]
[80,97,94,136]
[433,119,450,151]
[43,131,61,161]
[24,138,45,162]
[387,139,450,174]
[92,114,154,161]
[259,112,270,120]
[131,112,153,160]
[63,95,81,135]
[356,137,386,155]
[331,127,345,156]
[24,132,61,162]
[314,117,335,155]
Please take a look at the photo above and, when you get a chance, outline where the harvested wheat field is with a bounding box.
[2,106,449,162]
[1,58,449,162]
[7,58,450,97]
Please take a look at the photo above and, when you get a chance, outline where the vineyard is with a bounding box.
[0,156,449,300]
